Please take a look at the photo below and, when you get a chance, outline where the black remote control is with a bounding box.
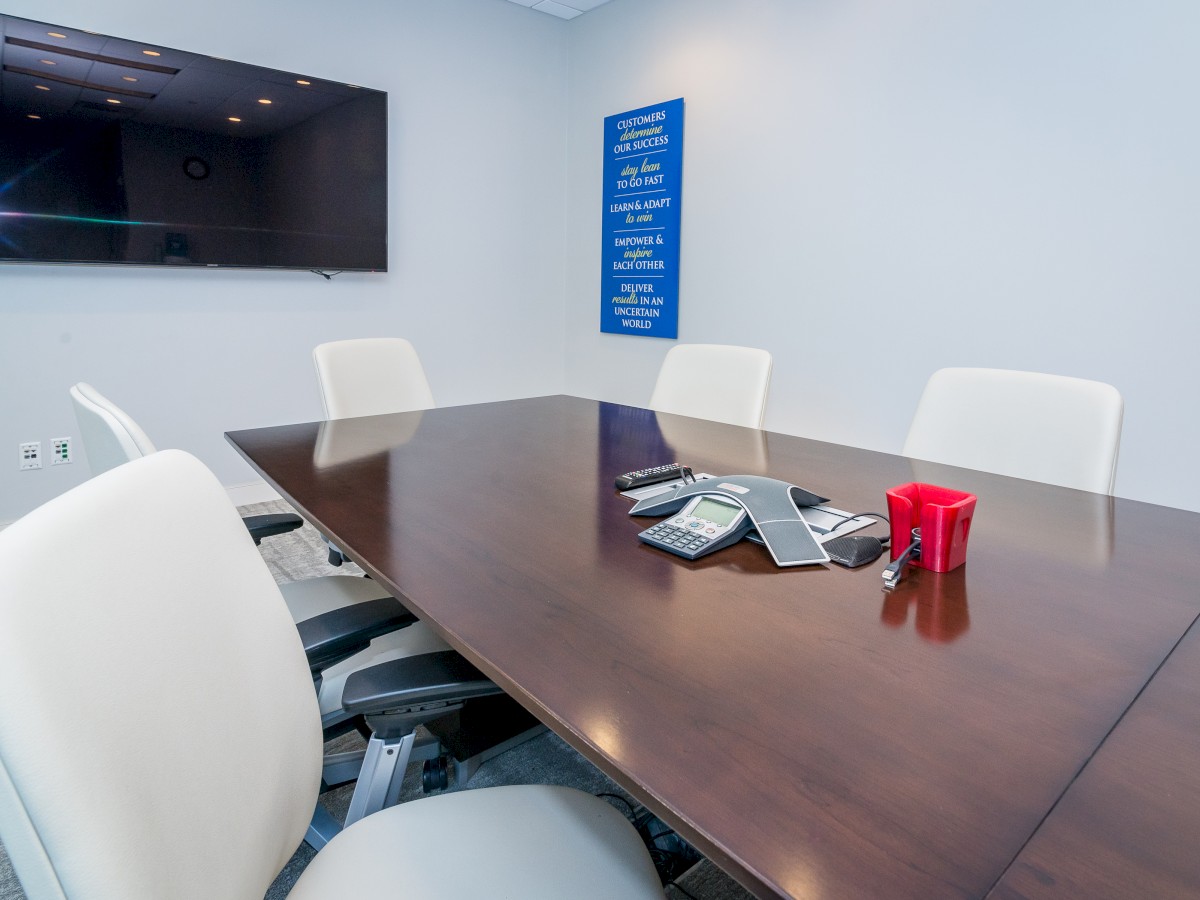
[615,464,684,491]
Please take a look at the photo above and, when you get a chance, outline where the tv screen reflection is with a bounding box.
[0,13,387,271]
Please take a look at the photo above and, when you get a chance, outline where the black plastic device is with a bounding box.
[615,464,685,491]
[823,535,887,569]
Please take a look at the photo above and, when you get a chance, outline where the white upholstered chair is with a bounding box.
[71,382,299,539]
[69,381,157,473]
[68,382,449,728]
[649,343,773,428]
[310,338,437,568]
[0,450,664,900]
[902,367,1124,493]
[313,337,435,420]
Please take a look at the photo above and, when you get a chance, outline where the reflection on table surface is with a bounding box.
[226,396,1200,900]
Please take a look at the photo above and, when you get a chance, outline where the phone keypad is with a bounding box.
[642,521,712,555]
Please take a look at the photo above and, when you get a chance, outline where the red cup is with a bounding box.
[885,483,977,574]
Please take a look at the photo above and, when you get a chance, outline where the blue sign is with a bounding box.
[600,98,684,339]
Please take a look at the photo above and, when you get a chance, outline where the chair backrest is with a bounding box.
[902,367,1124,493]
[69,382,157,475]
[313,338,436,420]
[0,450,322,900]
[648,343,773,429]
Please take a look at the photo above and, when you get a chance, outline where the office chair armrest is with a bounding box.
[341,650,502,717]
[296,597,418,675]
[244,512,305,545]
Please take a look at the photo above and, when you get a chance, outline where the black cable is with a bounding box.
[828,510,891,544]
[309,269,343,280]
[594,792,638,819]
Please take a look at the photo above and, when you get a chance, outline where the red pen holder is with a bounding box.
[885,483,977,574]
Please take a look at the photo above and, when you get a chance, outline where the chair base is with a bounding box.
[306,713,547,849]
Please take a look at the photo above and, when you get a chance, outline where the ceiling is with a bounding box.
[503,0,614,20]
[0,1,612,138]
[0,12,372,138]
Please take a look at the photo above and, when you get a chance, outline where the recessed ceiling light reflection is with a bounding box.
[227,116,241,122]
[35,84,50,91]
[142,49,161,57]
[47,32,67,39]
[257,98,272,105]
[27,114,41,120]
[581,716,624,759]
[296,79,311,86]
[106,98,121,105]
[122,76,138,82]
[39,59,56,66]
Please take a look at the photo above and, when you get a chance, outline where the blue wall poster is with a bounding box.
[600,98,684,339]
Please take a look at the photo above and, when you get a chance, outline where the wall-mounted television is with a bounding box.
[0,13,387,272]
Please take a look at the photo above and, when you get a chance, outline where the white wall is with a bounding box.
[564,0,1200,512]
[0,0,568,523]
[7,0,1200,521]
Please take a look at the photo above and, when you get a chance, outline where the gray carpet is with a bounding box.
[0,501,753,900]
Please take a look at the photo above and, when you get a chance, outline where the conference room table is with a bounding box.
[226,395,1200,900]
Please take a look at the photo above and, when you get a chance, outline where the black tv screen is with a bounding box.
[0,14,387,271]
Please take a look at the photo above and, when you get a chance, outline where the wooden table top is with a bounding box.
[226,396,1200,899]
[990,614,1200,900]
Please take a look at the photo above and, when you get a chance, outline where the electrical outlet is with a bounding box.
[19,441,41,470]
[51,437,72,465]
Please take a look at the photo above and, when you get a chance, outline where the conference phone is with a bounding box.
[629,474,831,566]
[637,493,754,560]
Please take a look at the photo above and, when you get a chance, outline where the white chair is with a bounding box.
[311,338,436,568]
[69,381,157,473]
[313,337,435,420]
[649,343,773,428]
[902,367,1124,493]
[68,382,450,729]
[70,382,303,545]
[0,450,664,900]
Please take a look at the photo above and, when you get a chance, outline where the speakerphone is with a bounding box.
[637,494,752,560]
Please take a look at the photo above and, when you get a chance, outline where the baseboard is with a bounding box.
[226,480,281,507]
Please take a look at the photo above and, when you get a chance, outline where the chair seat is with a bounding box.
[280,576,451,719]
[288,785,664,899]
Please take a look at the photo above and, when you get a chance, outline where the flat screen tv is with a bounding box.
[0,13,387,271]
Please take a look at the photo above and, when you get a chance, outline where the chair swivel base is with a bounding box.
[306,699,546,850]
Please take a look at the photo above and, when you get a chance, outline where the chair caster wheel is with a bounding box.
[422,755,450,792]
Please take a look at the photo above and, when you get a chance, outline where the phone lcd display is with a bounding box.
[691,497,741,527]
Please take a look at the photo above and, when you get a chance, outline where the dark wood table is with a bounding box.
[226,396,1200,900]
[990,614,1200,900]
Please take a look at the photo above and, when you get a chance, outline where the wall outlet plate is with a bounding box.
[20,441,41,470]
[51,437,72,465]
